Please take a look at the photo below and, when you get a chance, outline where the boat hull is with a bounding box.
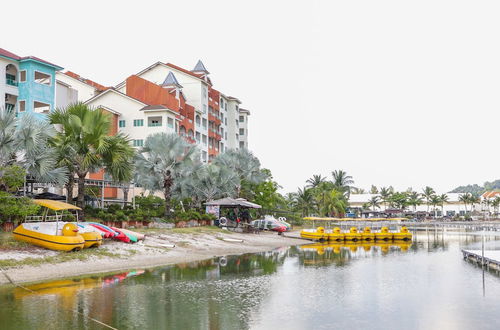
[80,232,103,248]
[13,224,85,252]
[300,231,328,241]
[393,233,412,241]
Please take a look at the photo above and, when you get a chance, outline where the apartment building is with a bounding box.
[0,48,63,116]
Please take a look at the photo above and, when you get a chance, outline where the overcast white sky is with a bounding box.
[4,0,500,194]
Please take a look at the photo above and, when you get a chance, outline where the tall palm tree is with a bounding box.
[331,170,354,196]
[320,189,347,217]
[491,196,500,218]
[469,193,481,213]
[379,187,392,210]
[439,194,449,218]
[430,195,441,218]
[50,104,134,216]
[407,191,423,212]
[422,186,435,213]
[370,185,379,194]
[368,196,381,211]
[212,148,264,197]
[459,193,470,213]
[306,174,326,188]
[0,108,67,187]
[294,187,315,217]
[135,133,198,216]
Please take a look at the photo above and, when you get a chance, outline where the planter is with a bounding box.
[104,221,114,227]
[142,221,150,227]
[175,221,187,228]
[128,220,143,228]
[1,222,15,232]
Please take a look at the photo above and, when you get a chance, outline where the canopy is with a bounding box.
[303,217,406,221]
[205,197,262,209]
[33,199,82,211]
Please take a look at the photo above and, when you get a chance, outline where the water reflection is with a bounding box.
[1,231,500,330]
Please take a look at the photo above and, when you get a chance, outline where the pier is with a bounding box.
[462,250,500,271]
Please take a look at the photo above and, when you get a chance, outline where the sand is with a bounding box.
[0,230,307,285]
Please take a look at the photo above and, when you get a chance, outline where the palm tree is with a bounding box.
[212,148,264,197]
[320,189,347,217]
[422,186,435,213]
[407,191,423,212]
[379,187,392,210]
[306,174,326,188]
[439,194,449,218]
[331,170,354,197]
[368,196,381,211]
[491,196,500,218]
[135,133,197,216]
[50,104,135,216]
[430,194,441,218]
[469,193,481,213]
[179,163,238,202]
[0,108,67,187]
[370,185,379,194]
[459,193,470,214]
[312,181,335,215]
[294,187,315,217]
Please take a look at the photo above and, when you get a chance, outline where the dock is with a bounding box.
[462,249,500,271]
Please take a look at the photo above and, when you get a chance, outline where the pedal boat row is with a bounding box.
[300,226,412,242]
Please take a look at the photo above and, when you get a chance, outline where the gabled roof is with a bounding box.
[62,71,109,91]
[161,72,182,88]
[239,108,251,115]
[192,60,209,74]
[166,63,205,80]
[0,48,63,70]
[84,88,148,107]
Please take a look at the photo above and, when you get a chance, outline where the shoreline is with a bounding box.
[0,230,307,286]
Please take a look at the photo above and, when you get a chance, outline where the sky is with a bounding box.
[4,0,500,194]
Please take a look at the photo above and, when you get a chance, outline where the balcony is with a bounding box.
[148,123,162,127]
[6,78,18,87]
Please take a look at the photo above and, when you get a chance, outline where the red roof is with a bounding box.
[166,63,205,80]
[63,71,109,91]
[0,48,62,69]
[0,48,21,60]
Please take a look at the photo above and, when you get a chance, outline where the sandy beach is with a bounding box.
[0,229,306,285]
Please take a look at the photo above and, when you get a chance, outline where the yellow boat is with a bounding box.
[374,227,393,241]
[327,227,345,241]
[12,199,95,251]
[80,232,103,248]
[300,227,329,241]
[344,227,362,241]
[360,227,375,241]
[392,226,412,241]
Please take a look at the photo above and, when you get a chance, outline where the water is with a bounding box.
[1,230,500,330]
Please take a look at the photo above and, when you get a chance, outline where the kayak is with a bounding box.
[120,228,145,241]
[89,223,119,238]
[110,227,131,243]
[88,224,114,238]
[111,227,137,243]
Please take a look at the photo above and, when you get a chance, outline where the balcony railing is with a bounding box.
[6,79,18,87]
[148,123,162,127]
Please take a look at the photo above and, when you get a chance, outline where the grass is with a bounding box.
[0,232,30,250]
[0,247,121,269]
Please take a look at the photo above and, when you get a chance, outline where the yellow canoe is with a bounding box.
[13,223,85,252]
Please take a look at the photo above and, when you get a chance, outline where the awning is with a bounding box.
[33,199,82,211]
[205,197,261,209]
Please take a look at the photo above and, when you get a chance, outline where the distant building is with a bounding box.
[0,48,63,116]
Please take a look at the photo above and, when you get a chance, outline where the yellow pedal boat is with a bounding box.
[80,232,103,248]
[327,227,345,241]
[13,222,85,252]
[344,227,362,241]
[300,227,329,241]
[374,227,393,241]
[392,226,412,241]
[361,227,375,241]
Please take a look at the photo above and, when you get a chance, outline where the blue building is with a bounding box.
[0,48,63,117]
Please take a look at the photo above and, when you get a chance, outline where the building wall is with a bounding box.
[56,81,78,108]
[226,99,241,149]
[238,111,249,149]
[0,57,20,112]
[56,72,100,102]
[18,60,57,115]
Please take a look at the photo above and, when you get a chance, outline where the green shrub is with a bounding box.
[115,211,127,221]
[0,192,40,224]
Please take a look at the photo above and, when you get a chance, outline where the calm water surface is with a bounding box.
[1,230,500,330]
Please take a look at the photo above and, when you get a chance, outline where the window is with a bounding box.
[240,141,245,149]
[220,143,224,152]
[202,134,207,145]
[167,117,174,128]
[119,120,126,128]
[203,87,207,99]
[34,71,51,85]
[195,115,201,125]
[196,131,201,142]
[148,117,162,127]
[133,139,144,147]
[239,128,245,135]
[202,118,207,129]
[20,70,26,82]
[33,101,50,113]
[133,119,144,127]
[225,132,227,140]
[19,100,25,112]
[225,118,227,125]
[203,104,207,113]
[202,151,207,162]
[220,113,224,121]
[239,116,244,122]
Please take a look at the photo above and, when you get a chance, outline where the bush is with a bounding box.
[0,192,40,223]
[115,210,127,221]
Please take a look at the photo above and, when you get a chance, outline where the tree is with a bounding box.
[469,193,481,213]
[50,104,135,217]
[459,193,470,213]
[430,194,441,218]
[306,174,326,188]
[0,108,67,187]
[294,187,315,217]
[370,185,379,194]
[331,170,354,197]
[0,165,25,192]
[491,196,500,217]
[389,192,408,210]
[212,148,264,197]
[135,133,197,216]
[422,186,436,213]
[407,191,423,212]
[319,189,347,217]
[379,187,392,210]
[439,194,449,217]
[368,196,381,211]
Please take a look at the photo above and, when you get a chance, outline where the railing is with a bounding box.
[6,79,18,86]
[148,123,162,127]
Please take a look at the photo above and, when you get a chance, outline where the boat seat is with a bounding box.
[22,222,67,236]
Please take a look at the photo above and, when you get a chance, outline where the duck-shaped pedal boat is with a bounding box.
[13,222,85,252]
[327,227,345,241]
[344,227,362,241]
[300,227,328,241]
[392,226,412,241]
[361,227,375,241]
[374,227,393,241]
